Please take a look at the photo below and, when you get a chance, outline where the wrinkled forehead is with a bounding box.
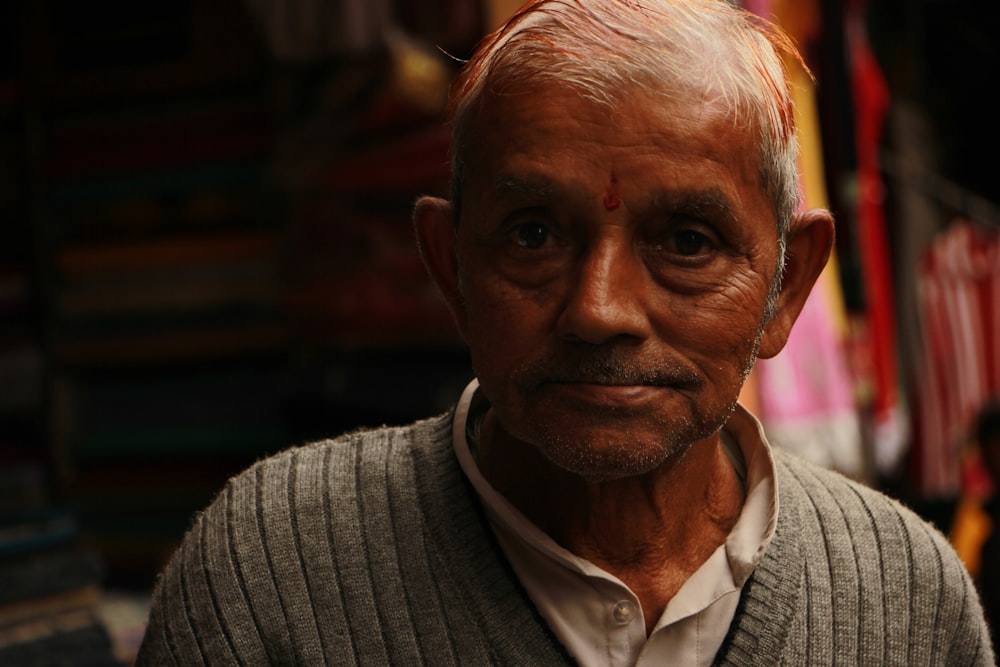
[468,78,743,151]
[460,74,760,190]
[459,81,765,208]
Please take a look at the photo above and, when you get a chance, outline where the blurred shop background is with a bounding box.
[0,0,997,663]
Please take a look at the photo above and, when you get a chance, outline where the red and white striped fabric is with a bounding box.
[914,219,1000,497]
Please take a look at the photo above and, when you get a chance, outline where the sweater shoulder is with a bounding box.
[137,412,457,665]
[776,450,926,524]
[204,411,454,524]
[773,449,952,566]
[230,411,454,494]
[770,449,992,665]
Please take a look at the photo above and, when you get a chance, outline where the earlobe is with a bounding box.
[757,208,835,359]
[413,196,467,337]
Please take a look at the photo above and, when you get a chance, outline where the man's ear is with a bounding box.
[757,208,835,359]
[413,195,468,338]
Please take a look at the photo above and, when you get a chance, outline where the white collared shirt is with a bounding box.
[452,379,778,667]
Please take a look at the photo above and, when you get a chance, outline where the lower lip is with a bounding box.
[550,382,662,407]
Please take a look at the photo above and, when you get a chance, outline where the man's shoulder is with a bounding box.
[764,450,993,665]
[138,408,521,665]
[772,448,964,583]
[204,411,455,520]
[774,448,936,536]
[164,410,460,592]
[225,411,455,494]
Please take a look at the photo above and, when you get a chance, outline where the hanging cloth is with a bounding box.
[844,0,910,471]
[913,219,1000,498]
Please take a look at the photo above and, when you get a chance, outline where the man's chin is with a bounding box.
[486,394,722,480]
[528,427,693,482]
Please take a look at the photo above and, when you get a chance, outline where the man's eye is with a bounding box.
[670,229,711,256]
[510,222,551,249]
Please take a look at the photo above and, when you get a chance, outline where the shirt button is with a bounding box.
[612,600,636,625]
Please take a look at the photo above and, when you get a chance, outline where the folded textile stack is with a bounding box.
[0,508,119,666]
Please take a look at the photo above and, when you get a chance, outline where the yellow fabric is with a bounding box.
[951,496,991,578]
[786,46,849,338]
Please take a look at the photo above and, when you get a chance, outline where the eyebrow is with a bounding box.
[492,174,558,203]
[649,188,739,225]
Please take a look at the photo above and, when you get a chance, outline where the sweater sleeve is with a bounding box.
[772,452,995,666]
[136,439,348,665]
[931,525,996,666]
[855,478,994,666]
[886,494,995,667]
[136,478,277,666]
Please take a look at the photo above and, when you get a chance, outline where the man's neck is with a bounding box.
[478,409,745,634]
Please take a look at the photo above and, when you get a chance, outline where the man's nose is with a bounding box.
[555,237,651,345]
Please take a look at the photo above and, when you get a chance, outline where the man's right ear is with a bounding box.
[413,196,467,338]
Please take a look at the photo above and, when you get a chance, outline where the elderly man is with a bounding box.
[137,0,993,664]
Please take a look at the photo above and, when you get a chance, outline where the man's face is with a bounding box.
[452,84,783,480]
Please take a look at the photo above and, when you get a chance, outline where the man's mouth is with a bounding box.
[549,381,662,406]
[510,347,702,403]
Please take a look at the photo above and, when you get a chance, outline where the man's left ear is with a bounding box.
[757,208,835,359]
[413,195,469,339]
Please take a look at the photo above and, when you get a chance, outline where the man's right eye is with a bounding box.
[510,222,551,249]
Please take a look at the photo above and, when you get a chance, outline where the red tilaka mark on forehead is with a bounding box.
[603,172,622,211]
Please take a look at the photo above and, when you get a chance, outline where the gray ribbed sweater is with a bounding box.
[137,412,994,665]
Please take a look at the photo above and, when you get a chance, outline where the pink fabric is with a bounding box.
[756,282,855,421]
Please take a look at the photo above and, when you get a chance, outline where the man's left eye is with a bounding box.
[510,222,551,249]
[671,229,712,256]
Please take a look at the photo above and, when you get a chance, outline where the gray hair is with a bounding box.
[447,0,805,278]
